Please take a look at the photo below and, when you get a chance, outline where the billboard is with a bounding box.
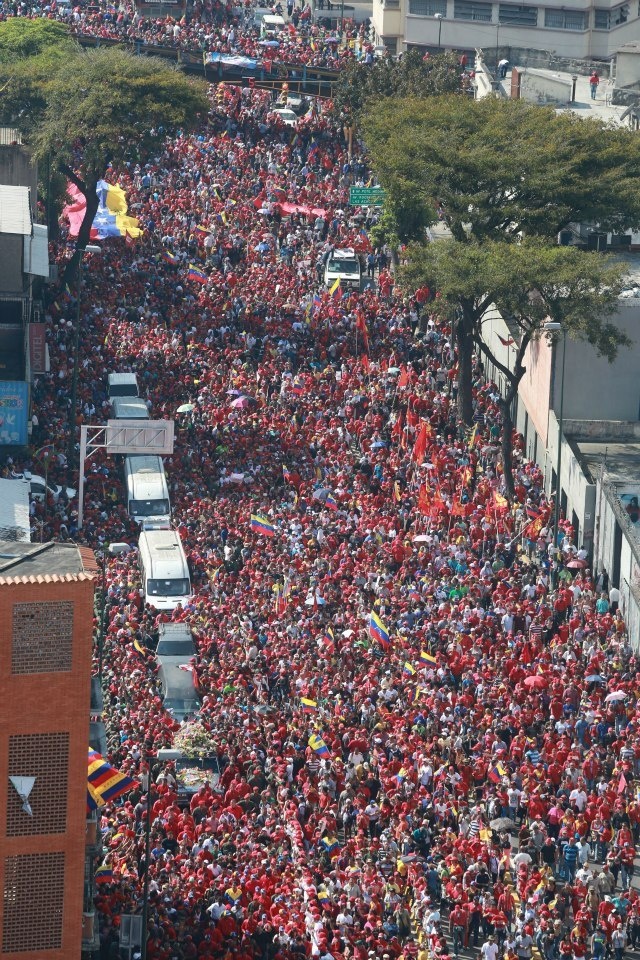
[0,381,28,446]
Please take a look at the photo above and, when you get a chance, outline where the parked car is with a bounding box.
[272,106,298,128]
[14,472,76,503]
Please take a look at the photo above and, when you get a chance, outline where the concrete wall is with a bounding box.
[550,300,640,422]
[0,146,37,214]
[0,235,24,295]
[517,67,573,103]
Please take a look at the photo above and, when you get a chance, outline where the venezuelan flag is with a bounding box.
[251,514,276,537]
[187,263,208,284]
[161,250,179,266]
[194,224,209,236]
[329,277,341,299]
[290,381,304,397]
[283,465,292,483]
[88,749,137,805]
[420,650,437,666]
[318,889,330,906]
[95,863,114,884]
[403,662,416,677]
[326,494,338,511]
[368,611,390,649]
[396,767,408,785]
[309,733,331,758]
[301,697,318,714]
[313,293,322,312]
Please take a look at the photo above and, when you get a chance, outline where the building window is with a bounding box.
[12,600,74,674]
[2,853,64,953]
[454,0,493,19]
[6,733,69,836]
[595,4,628,25]
[498,3,538,23]
[544,7,587,27]
[408,0,447,13]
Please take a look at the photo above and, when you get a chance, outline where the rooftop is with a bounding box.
[0,540,97,581]
[573,440,640,484]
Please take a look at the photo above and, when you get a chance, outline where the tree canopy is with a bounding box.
[0,18,76,63]
[332,49,464,122]
[364,96,640,242]
[0,37,209,279]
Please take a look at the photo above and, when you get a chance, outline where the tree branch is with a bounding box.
[59,162,87,197]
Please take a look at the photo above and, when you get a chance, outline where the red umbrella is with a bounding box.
[524,675,547,690]
[566,558,588,569]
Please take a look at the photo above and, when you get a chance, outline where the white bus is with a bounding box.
[138,529,191,610]
[124,456,171,529]
[107,372,139,398]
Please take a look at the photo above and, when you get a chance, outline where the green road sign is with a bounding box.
[349,187,386,206]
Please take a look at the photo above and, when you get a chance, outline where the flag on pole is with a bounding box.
[329,277,341,299]
[309,733,331,758]
[368,611,391,649]
[301,697,318,714]
[87,749,136,810]
[420,650,437,666]
[403,662,417,677]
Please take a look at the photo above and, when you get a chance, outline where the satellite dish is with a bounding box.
[9,776,36,816]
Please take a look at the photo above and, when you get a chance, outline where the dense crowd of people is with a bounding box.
[0,0,367,70]
[3,76,639,960]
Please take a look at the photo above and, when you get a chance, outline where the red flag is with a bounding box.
[412,423,428,463]
[392,411,404,441]
[497,334,515,346]
[417,485,430,515]
[398,366,410,389]
[619,772,628,795]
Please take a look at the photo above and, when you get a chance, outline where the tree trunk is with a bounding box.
[499,395,515,499]
[456,310,474,426]
[61,182,99,288]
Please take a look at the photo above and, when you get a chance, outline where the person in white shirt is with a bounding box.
[481,937,499,960]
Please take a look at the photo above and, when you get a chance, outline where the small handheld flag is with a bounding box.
[94,863,114,885]
[251,514,276,537]
[300,697,318,714]
[309,733,331,758]
[403,662,417,677]
[368,611,391,649]
[329,277,341,298]
[187,263,208,284]
[420,651,437,666]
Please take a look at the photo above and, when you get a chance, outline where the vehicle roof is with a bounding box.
[112,397,149,418]
[108,372,138,384]
[158,660,199,701]
[139,530,189,579]
[126,457,168,500]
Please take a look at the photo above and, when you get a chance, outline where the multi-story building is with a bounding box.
[372,0,640,60]
[0,540,97,960]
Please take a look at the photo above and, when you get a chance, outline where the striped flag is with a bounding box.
[300,697,318,714]
[251,514,276,537]
[368,611,391,649]
[87,749,136,810]
[403,662,417,677]
[94,863,114,884]
[420,650,437,666]
[309,733,331,758]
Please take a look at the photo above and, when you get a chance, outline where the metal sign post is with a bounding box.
[77,420,175,529]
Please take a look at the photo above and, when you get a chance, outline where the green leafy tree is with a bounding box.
[0,18,76,62]
[0,41,208,281]
[364,95,640,427]
[401,238,629,495]
[332,49,464,123]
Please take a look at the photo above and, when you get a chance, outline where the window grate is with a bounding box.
[544,7,587,28]
[408,0,447,13]
[2,853,64,953]
[7,733,69,836]
[454,0,492,20]
[498,3,538,24]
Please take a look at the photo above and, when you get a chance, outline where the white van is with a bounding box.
[124,456,171,529]
[324,248,362,292]
[112,397,150,420]
[108,372,139,399]
[261,13,285,36]
[138,529,191,610]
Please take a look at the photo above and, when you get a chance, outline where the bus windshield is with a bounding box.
[130,499,170,517]
[328,258,359,275]
[147,578,190,597]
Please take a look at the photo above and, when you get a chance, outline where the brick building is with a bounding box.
[0,540,97,960]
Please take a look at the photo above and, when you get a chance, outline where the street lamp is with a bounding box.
[434,12,443,49]
[68,244,101,488]
[544,321,567,580]
[140,749,175,960]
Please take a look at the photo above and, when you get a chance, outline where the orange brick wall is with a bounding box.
[0,576,95,960]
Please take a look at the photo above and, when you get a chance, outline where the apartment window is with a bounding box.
[594,8,610,26]
[544,7,587,27]
[12,600,74,674]
[2,853,64,953]
[454,0,492,19]
[409,0,447,14]
[498,3,538,23]
[7,733,69,836]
